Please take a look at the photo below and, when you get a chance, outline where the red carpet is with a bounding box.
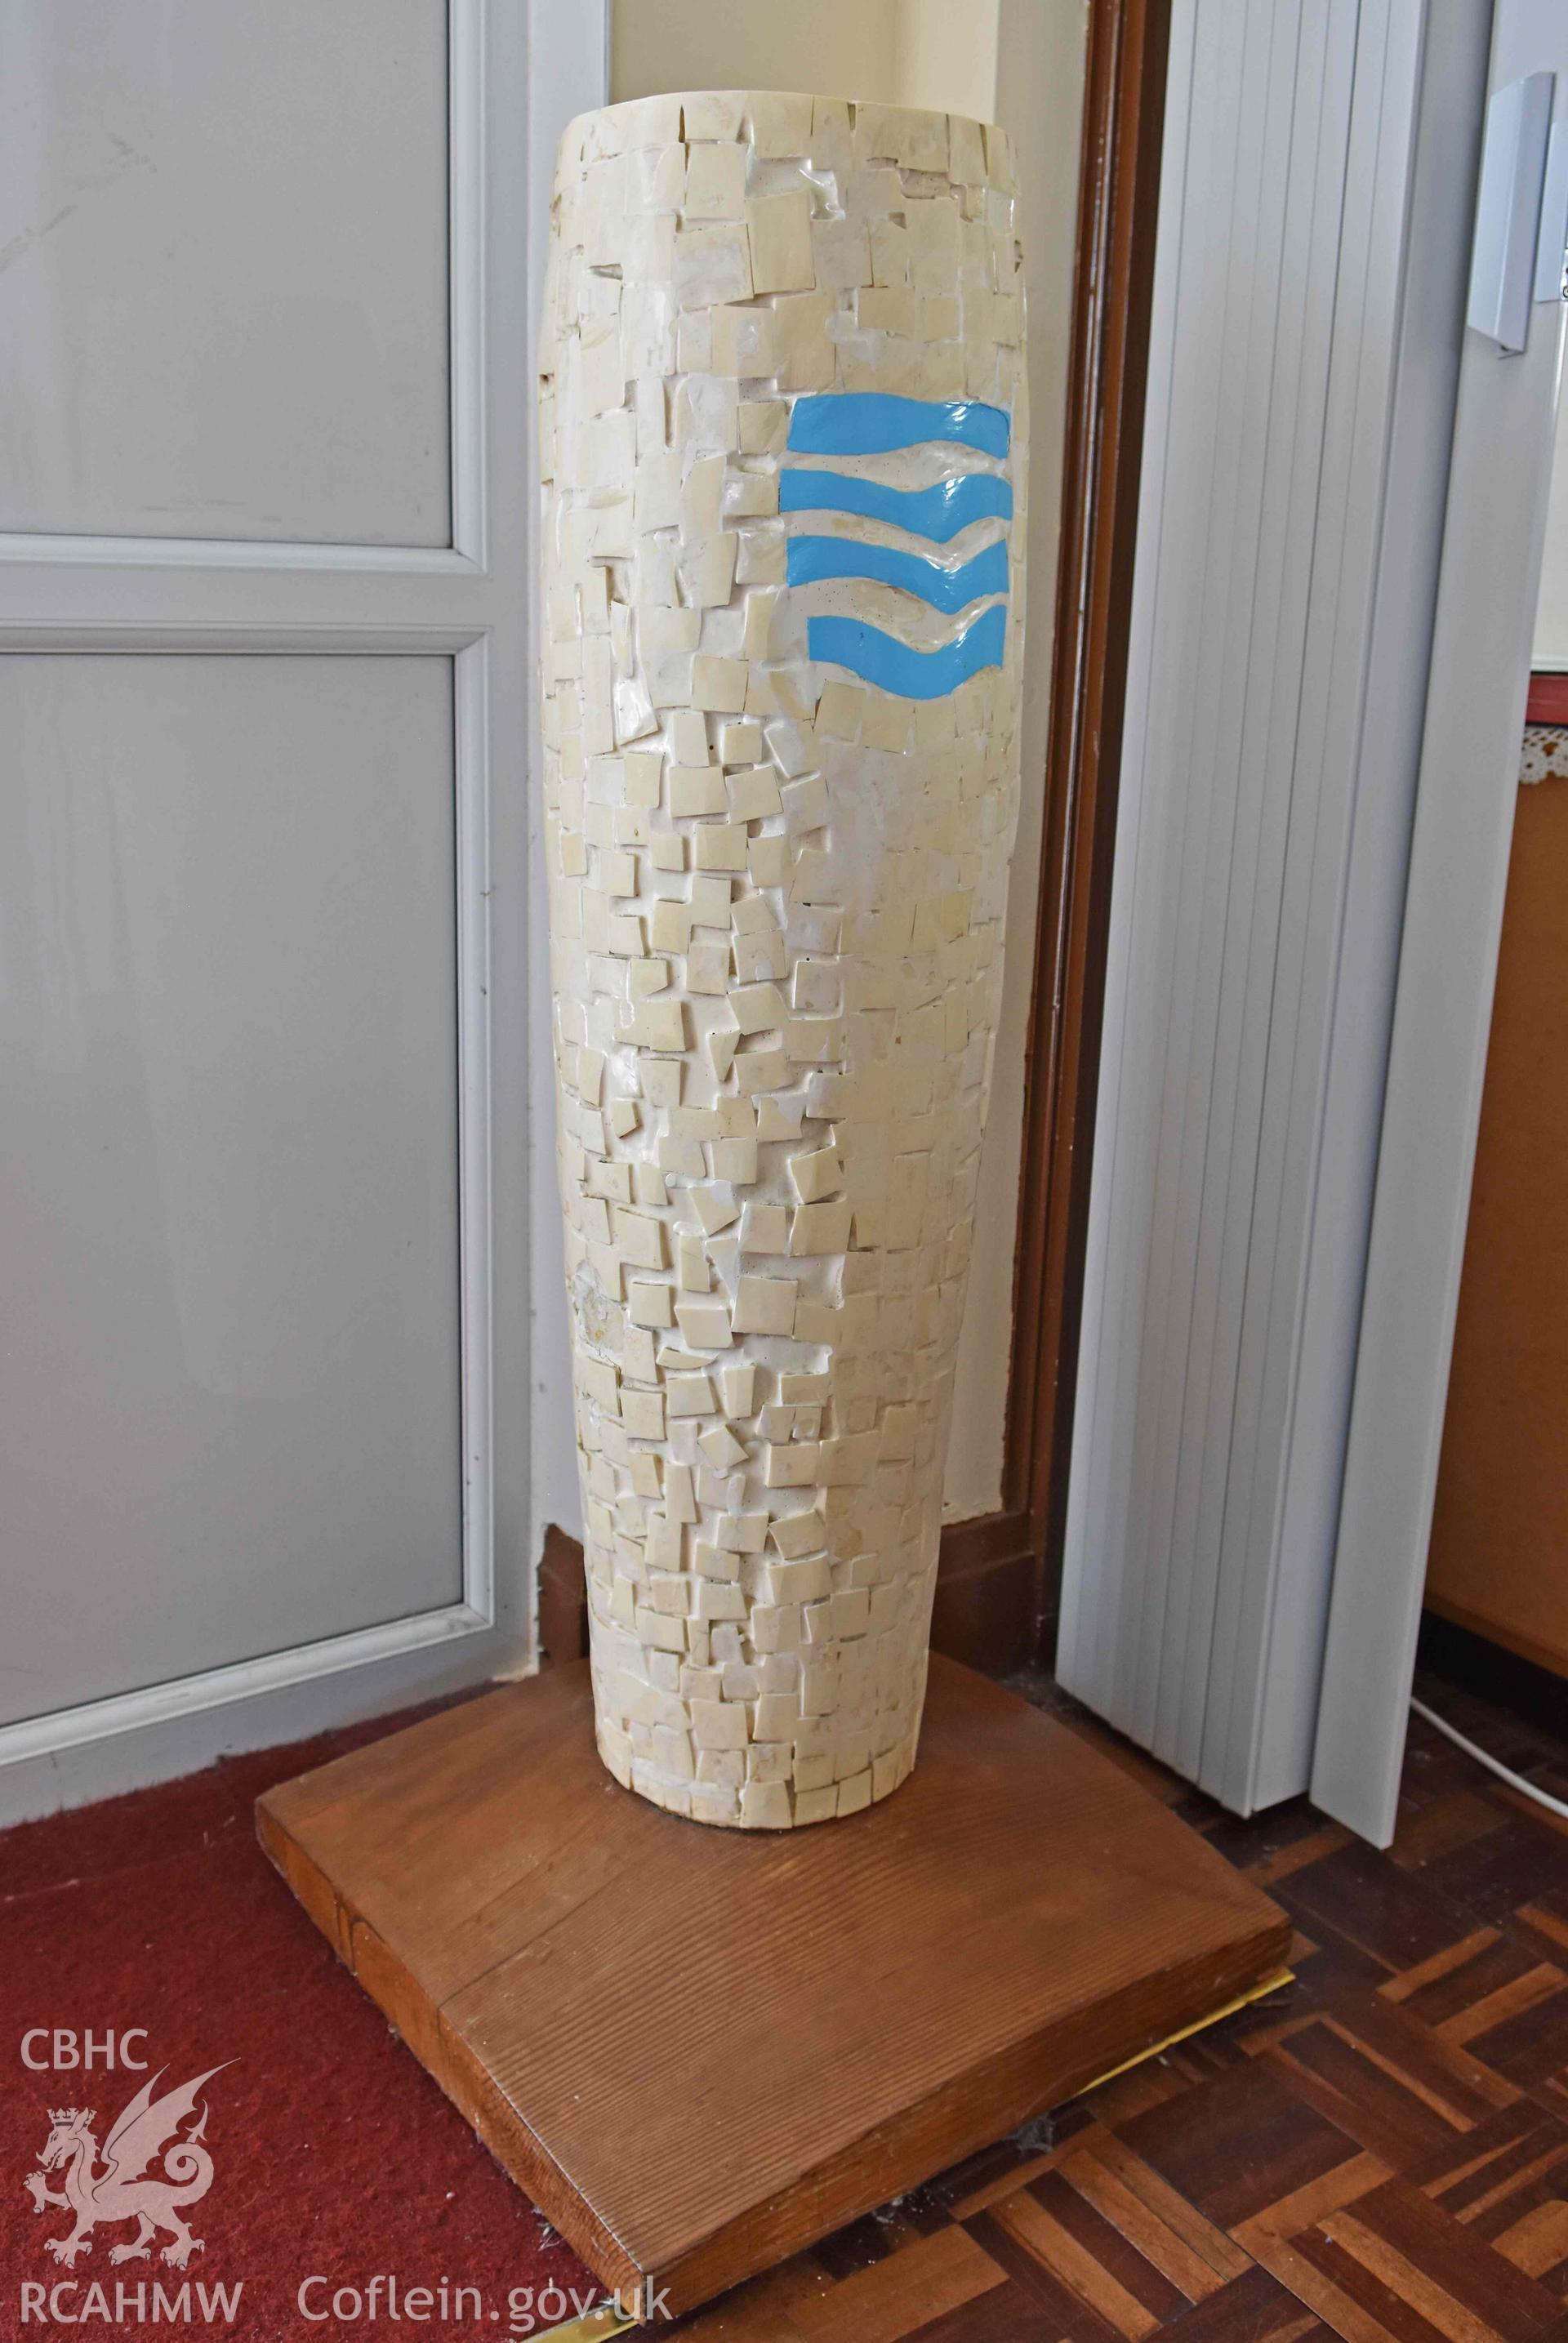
[0,1693,598,2338]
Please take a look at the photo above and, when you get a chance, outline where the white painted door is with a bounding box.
[1313,0,1568,1844]
[0,0,604,1819]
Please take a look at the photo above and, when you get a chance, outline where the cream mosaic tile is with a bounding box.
[541,90,1028,1828]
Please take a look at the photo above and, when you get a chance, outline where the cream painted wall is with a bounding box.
[612,0,1005,126]
[609,0,1089,1520]
[947,0,1087,1517]
[1535,393,1568,669]
[612,0,904,109]
[893,0,1002,128]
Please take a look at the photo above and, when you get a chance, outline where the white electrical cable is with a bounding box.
[1410,1695,1568,1823]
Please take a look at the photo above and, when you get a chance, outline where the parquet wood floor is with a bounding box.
[669,1665,1568,2341]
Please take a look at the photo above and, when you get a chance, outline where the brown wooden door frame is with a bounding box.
[541,2,1174,1677]
[932,0,1173,1674]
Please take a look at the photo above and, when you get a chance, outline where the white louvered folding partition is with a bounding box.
[1058,0,1490,1811]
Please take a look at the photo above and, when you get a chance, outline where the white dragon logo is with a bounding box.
[24,2066,229,2270]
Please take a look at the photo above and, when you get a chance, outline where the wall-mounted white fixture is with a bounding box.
[1537,120,1568,303]
[1468,70,1560,351]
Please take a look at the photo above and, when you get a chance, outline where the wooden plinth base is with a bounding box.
[257,1657,1288,2320]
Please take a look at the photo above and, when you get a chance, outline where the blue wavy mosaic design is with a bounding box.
[782,393,1013,697]
[786,394,1011,461]
[805,607,1008,700]
[785,534,1009,615]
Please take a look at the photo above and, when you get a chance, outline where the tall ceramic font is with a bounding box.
[541,92,1028,1826]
